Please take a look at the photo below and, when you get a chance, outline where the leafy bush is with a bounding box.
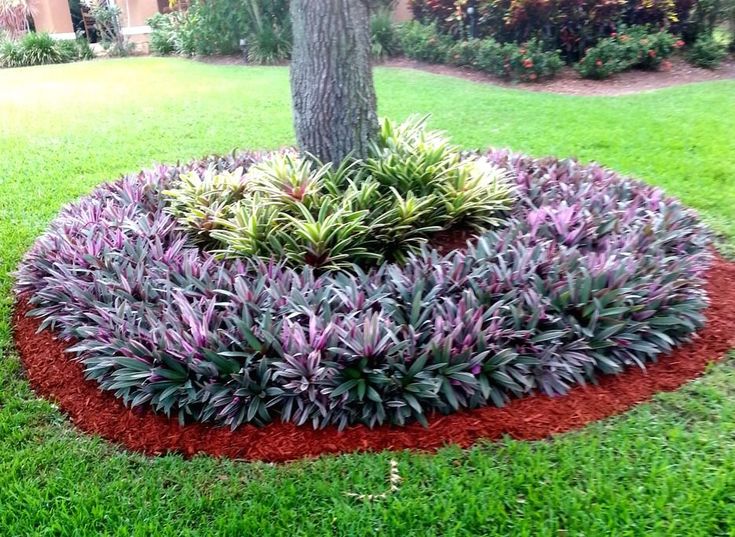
[398,21,453,63]
[686,33,728,67]
[164,117,515,269]
[371,7,402,60]
[577,28,679,79]
[17,148,712,430]
[17,32,62,65]
[148,12,178,55]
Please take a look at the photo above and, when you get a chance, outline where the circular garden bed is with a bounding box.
[14,119,734,461]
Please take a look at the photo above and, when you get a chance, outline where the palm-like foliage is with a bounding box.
[0,0,31,39]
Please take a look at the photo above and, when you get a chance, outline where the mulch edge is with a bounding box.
[12,256,735,463]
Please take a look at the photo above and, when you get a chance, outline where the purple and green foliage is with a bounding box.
[16,149,712,430]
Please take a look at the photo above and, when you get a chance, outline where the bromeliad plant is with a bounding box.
[16,147,713,430]
[164,117,516,269]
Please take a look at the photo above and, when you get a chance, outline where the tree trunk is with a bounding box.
[290,0,379,164]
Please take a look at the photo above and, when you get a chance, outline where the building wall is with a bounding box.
[118,0,159,28]
[31,0,74,35]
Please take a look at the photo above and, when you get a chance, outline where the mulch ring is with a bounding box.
[12,256,735,463]
[382,56,735,96]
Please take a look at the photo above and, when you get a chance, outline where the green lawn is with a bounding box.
[1,57,734,535]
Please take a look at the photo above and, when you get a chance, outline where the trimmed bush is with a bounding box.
[400,23,563,82]
[686,34,728,67]
[16,137,712,430]
[447,38,482,67]
[398,21,453,63]
[472,37,563,82]
[577,28,679,79]
[633,28,677,69]
[148,12,178,55]
[498,39,563,82]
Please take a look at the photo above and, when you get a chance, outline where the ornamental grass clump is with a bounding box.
[16,144,712,430]
[164,117,516,269]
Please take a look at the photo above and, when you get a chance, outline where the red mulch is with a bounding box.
[12,256,735,462]
[383,56,735,96]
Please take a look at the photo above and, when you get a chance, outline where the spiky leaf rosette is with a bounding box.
[162,117,517,268]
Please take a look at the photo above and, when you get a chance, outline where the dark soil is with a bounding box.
[428,227,478,254]
[195,54,735,96]
[13,257,735,463]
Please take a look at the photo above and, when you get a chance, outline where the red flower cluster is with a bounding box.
[523,58,534,68]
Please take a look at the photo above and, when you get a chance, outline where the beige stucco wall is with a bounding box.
[119,0,160,27]
[31,0,74,34]
[393,0,412,22]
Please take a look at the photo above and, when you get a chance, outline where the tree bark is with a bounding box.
[290,0,379,164]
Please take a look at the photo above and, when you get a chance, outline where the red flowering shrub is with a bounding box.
[577,27,678,78]
[411,0,698,59]
[447,38,484,66]
[475,37,564,81]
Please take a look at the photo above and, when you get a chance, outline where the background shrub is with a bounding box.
[0,32,94,69]
[632,27,677,69]
[577,28,679,79]
[0,37,24,67]
[148,0,291,61]
[57,33,94,62]
[576,36,631,79]
[398,21,453,63]
[17,32,62,65]
[496,39,564,82]
[371,7,402,59]
[447,38,482,67]
[411,0,700,61]
[148,12,178,55]
[470,37,563,81]
[686,33,729,67]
